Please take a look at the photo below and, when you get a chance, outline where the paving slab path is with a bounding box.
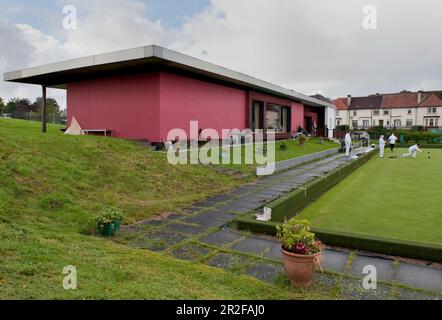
[118,152,442,300]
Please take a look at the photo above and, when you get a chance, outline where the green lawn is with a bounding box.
[183,137,338,174]
[298,148,442,246]
[0,119,335,299]
[273,139,337,162]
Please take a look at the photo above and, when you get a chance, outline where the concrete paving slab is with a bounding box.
[215,203,254,214]
[321,249,350,273]
[245,263,285,284]
[231,237,275,255]
[349,256,395,282]
[205,210,237,221]
[264,243,282,260]
[128,230,188,252]
[200,229,242,246]
[183,212,228,228]
[164,223,207,235]
[396,263,442,292]
[206,253,253,272]
[170,243,211,261]
[206,193,237,203]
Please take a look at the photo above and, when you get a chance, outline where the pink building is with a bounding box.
[4,45,336,145]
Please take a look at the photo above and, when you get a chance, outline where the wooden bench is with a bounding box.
[81,129,113,137]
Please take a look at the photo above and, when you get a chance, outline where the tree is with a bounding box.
[0,97,4,115]
[15,98,33,113]
[33,97,60,114]
[5,98,19,114]
[33,97,62,123]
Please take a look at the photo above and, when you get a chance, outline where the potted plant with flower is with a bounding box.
[276,219,322,288]
[96,207,125,237]
[298,134,306,146]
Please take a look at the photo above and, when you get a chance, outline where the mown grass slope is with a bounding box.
[0,119,334,299]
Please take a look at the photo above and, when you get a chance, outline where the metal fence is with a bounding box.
[1,112,66,125]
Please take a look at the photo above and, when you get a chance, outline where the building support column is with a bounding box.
[42,85,47,133]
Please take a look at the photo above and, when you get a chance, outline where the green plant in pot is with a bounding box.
[276,219,322,288]
[96,207,125,237]
[298,134,306,146]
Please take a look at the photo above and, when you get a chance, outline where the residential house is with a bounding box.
[334,91,442,129]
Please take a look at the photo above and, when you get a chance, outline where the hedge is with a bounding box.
[367,127,442,143]
[312,228,442,263]
[233,218,442,262]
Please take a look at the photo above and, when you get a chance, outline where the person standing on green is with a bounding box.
[388,133,398,152]
[379,135,386,158]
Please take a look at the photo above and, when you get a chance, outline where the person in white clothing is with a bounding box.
[388,133,398,152]
[403,144,423,158]
[345,131,352,157]
[379,135,386,158]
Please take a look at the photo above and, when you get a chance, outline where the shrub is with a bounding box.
[367,126,388,139]
[387,131,442,144]
[425,132,440,143]
[276,219,322,255]
[336,125,349,132]
[411,125,425,132]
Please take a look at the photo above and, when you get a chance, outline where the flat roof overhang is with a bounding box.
[4,45,334,109]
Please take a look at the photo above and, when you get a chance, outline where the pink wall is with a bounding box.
[67,72,160,141]
[291,102,304,131]
[66,70,307,143]
[159,72,247,141]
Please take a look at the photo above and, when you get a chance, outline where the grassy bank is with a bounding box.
[0,119,334,299]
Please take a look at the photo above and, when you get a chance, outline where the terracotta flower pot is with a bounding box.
[280,246,320,288]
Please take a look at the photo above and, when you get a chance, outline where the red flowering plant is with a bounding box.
[276,219,322,255]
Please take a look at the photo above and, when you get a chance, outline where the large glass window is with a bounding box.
[252,101,264,131]
[425,118,438,127]
[265,104,290,133]
[352,120,358,129]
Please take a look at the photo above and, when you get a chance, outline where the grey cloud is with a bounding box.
[1,0,442,106]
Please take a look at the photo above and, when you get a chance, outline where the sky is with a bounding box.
[1,0,442,109]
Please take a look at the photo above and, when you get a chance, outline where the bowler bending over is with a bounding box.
[403,144,423,158]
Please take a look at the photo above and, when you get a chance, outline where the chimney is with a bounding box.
[418,90,424,104]
[347,95,352,106]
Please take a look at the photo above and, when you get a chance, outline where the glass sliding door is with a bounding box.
[252,101,264,131]
[282,107,288,132]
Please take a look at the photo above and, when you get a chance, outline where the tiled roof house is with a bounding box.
[334,90,442,129]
